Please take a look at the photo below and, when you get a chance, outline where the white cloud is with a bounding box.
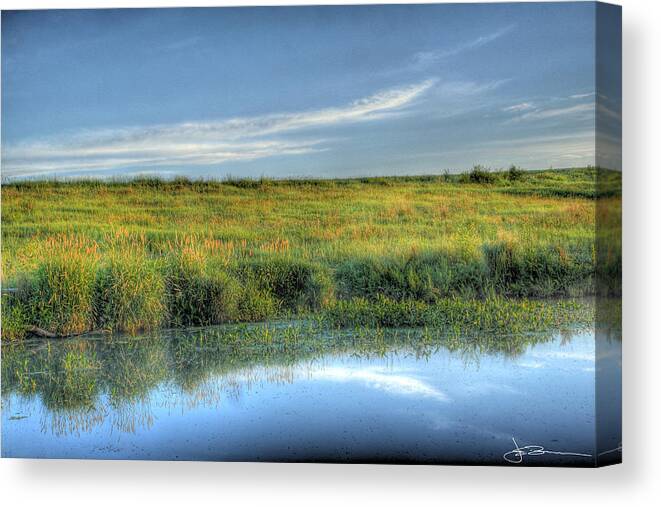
[518,361,545,369]
[312,366,450,402]
[570,92,596,100]
[493,132,596,167]
[1,79,435,178]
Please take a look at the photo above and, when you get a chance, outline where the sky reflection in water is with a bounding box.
[1,325,620,465]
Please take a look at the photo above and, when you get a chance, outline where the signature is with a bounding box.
[503,437,593,464]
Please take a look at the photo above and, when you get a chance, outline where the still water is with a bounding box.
[1,323,621,465]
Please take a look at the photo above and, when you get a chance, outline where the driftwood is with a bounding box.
[26,326,109,339]
[27,326,59,338]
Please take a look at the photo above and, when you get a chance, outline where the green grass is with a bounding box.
[323,295,593,333]
[94,254,166,333]
[0,167,621,339]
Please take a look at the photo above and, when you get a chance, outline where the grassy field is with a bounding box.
[0,167,621,339]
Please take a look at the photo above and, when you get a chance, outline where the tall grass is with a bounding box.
[94,254,166,333]
[27,239,99,336]
[236,258,333,311]
[1,293,30,341]
[482,240,595,297]
[164,250,241,327]
[1,238,602,339]
[336,251,486,301]
[335,241,599,302]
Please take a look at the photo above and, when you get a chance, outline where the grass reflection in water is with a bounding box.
[1,301,604,437]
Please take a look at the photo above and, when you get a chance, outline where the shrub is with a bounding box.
[94,256,166,334]
[507,164,525,181]
[467,165,497,184]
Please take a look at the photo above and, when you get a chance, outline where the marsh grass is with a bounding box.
[1,294,30,341]
[0,168,620,339]
[482,240,595,297]
[29,242,99,336]
[236,258,334,312]
[323,295,593,332]
[164,249,242,327]
[337,251,486,301]
[94,254,166,334]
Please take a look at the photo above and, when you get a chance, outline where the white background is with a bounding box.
[0,0,659,505]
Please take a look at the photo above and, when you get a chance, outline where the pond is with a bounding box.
[1,322,621,466]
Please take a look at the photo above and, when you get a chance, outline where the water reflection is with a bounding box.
[1,320,621,465]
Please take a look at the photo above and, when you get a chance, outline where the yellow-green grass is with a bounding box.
[0,167,621,339]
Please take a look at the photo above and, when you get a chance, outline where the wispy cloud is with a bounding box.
[2,79,435,178]
[502,102,534,113]
[411,24,515,70]
[516,102,594,121]
[570,92,596,100]
[502,92,596,123]
[407,130,596,170]
[484,131,596,167]
[436,79,510,98]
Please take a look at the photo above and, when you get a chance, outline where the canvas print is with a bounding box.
[0,2,621,466]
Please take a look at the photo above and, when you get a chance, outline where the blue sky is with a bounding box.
[1,3,621,180]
